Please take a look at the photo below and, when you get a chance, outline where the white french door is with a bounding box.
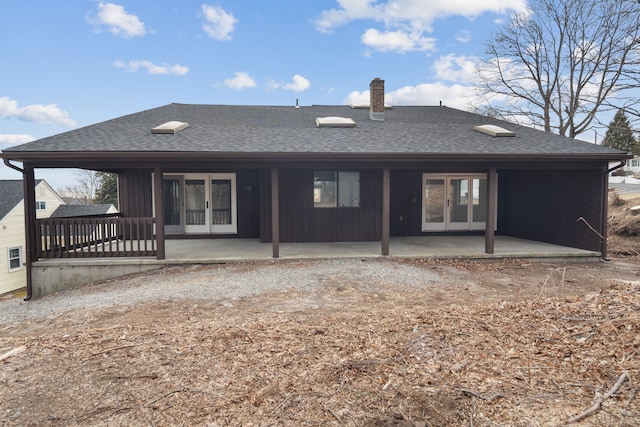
[181,173,237,234]
[422,174,491,232]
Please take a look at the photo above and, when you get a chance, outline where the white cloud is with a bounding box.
[202,4,237,40]
[455,30,471,43]
[224,72,257,89]
[433,54,478,83]
[316,0,528,32]
[361,29,436,52]
[0,134,35,149]
[315,0,528,53]
[92,2,146,38]
[0,97,76,127]
[271,75,311,92]
[114,60,189,75]
[284,75,311,92]
[344,81,478,110]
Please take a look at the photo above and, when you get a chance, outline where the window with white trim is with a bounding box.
[313,171,360,208]
[8,247,22,272]
[36,201,46,210]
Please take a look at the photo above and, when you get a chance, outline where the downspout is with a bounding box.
[607,160,626,174]
[601,160,627,261]
[2,158,33,300]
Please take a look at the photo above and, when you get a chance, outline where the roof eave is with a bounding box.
[1,150,632,165]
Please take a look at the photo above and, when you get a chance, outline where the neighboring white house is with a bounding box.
[0,180,65,295]
[624,156,640,175]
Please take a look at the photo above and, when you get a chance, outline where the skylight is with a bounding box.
[315,117,356,128]
[151,121,189,134]
[473,124,515,137]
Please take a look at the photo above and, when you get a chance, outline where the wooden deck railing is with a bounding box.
[36,214,157,259]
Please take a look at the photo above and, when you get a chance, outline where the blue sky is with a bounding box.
[0,0,528,189]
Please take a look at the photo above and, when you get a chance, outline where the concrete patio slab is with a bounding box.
[163,236,600,262]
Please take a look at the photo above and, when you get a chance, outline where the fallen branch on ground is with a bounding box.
[146,388,186,407]
[567,371,629,423]
[461,388,505,402]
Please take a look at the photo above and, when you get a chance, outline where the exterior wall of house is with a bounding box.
[623,157,640,174]
[35,180,66,219]
[266,168,382,242]
[120,169,261,238]
[498,168,604,252]
[390,169,425,236]
[236,170,261,238]
[0,203,27,295]
[388,166,605,253]
[119,169,154,218]
[117,164,606,252]
[0,181,64,295]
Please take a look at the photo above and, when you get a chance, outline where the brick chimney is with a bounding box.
[369,77,385,121]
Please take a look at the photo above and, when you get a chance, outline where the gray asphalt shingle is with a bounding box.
[50,204,115,218]
[0,180,42,220]
[2,103,628,159]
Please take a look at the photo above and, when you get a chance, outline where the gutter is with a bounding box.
[3,158,33,301]
[601,160,627,262]
[3,157,24,174]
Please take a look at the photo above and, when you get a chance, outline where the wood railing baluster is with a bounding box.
[34,214,157,259]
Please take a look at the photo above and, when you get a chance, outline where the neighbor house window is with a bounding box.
[36,201,46,210]
[8,247,22,272]
[313,171,360,208]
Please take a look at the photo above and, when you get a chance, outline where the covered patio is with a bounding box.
[163,236,601,262]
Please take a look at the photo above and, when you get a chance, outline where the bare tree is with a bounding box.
[57,170,99,205]
[475,0,640,138]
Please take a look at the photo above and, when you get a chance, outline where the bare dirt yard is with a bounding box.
[1,195,639,426]
[1,257,639,426]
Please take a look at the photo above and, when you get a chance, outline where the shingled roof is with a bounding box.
[50,204,116,218]
[1,103,629,161]
[0,179,42,220]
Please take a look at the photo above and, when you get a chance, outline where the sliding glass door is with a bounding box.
[162,176,183,234]
[422,174,492,231]
[163,173,237,234]
[209,176,236,233]
[184,178,207,233]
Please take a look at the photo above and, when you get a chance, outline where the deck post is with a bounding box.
[382,168,390,256]
[153,168,165,260]
[23,165,36,299]
[271,167,280,258]
[485,168,497,254]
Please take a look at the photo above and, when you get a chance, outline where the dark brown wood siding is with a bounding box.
[390,170,423,236]
[119,169,260,237]
[497,168,604,251]
[236,170,261,238]
[118,169,153,217]
[265,169,382,242]
[260,169,272,243]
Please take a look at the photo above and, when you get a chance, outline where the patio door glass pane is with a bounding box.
[162,177,181,226]
[472,178,487,223]
[185,179,206,225]
[449,178,469,224]
[424,178,445,225]
[211,179,232,225]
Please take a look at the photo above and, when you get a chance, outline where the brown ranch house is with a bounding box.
[1,79,632,299]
